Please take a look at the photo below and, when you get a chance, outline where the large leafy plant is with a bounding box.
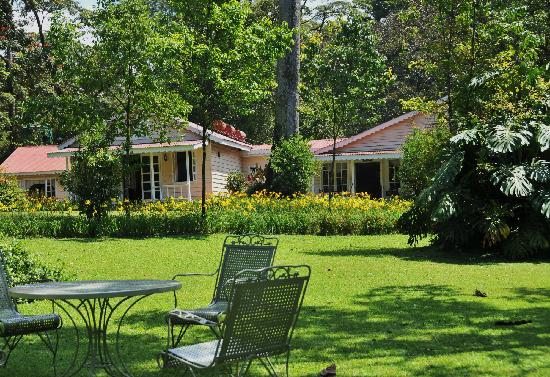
[400,3,550,258]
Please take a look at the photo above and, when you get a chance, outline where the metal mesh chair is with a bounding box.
[0,250,62,369]
[160,265,311,377]
[167,234,279,347]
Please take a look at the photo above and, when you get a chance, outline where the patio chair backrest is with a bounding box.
[0,250,16,313]
[216,265,310,364]
[213,234,279,303]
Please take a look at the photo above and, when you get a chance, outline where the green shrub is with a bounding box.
[225,171,248,193]
[61,148,122,219]
[399,124,451,198]
[0,170,26,206]
[269,135,317,195]
[0,193,410,237]
[0,238,69,287]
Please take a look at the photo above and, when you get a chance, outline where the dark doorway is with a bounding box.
[355,162,381,198]
[128,155,142,201]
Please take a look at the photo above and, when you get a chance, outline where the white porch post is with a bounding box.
[351,161,356,194]
[186,151,192,201]
[149,152,156,200]
[379,160,386,198]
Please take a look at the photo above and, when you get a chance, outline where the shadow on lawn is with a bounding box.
[7,286,550,376]
[295,284,550,376]
[305,246,550,265]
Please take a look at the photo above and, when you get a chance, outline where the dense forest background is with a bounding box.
[1,0,548,160]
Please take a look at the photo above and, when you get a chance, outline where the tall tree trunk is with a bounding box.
[442,2,456,133]
[123,94,131,213]
[274,0,300,143]
[329,94,337,201]
[2,0,16,148]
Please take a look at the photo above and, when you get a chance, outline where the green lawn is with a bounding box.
[5,235,550,376]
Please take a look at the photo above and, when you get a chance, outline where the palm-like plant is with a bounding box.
[400,3,549,258]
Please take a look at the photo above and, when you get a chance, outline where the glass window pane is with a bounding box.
[176,152,188,182]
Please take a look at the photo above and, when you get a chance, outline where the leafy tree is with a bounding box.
[61,147,122,220]
[372,1,441,121]
[165,0,292,217]
[0,0,77,160]
[269,135,316,195]
[399,123,451,198]
[400,1,550,258]
[301,10,391,195]
[48,0,190,201]
[301,11,391,140]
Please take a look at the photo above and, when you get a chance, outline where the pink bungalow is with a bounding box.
[1,111,433,200]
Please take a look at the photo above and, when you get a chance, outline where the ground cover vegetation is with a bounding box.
[1,235,548,376]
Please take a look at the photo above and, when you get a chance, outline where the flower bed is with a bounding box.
[0,191,411,237]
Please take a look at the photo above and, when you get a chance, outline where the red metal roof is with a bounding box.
[247,139,345,153]
[318,150,400,156]
[309,138,345,152]
[1,145,66,175]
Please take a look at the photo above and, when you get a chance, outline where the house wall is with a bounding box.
[210,144,242,193]
[337,114,434,153]
[153,150,205,200]
[312,159,394,198]
[313,160,354,194]
[241,156,268,175]
[16,174,68,199]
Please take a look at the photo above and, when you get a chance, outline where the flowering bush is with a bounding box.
[0,191,411,237]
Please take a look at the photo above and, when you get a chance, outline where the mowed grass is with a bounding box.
[4,235,550,377]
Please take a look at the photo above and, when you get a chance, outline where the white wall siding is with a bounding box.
[337,114,435,153]
[211,145,242,193]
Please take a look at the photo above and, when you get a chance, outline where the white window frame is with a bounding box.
[322,162,348,193]
[45,178,56,198]
[389,160,400,193]
[174,151,196,183]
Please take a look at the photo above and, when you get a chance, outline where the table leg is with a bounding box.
[52,295,150,377]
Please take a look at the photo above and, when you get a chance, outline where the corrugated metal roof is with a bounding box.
[1,145,66,174]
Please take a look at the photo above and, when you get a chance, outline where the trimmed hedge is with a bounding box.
[0,208,404,238]
[0,192,410,238]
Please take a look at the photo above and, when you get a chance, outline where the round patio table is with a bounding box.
[9,280,181,377]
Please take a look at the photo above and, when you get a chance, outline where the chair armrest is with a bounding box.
[171,272,216,280]
[171,271,218,308]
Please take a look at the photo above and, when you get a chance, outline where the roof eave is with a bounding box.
[3,170,65,176]
[315,152,402,161]
[48,142,204,158]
